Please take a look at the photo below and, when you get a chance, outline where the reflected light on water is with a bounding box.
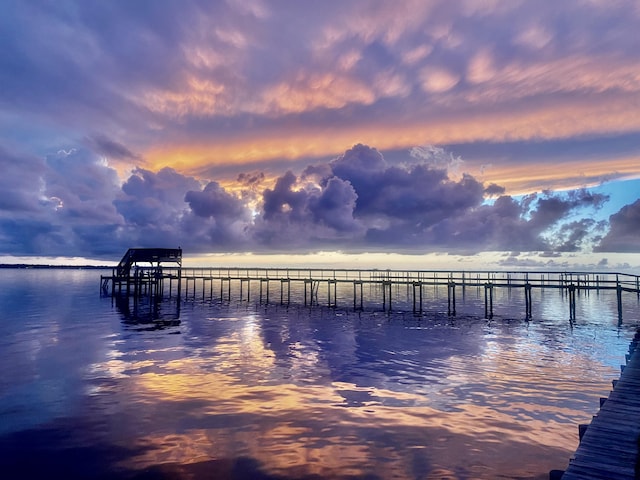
[107,305,626,479]
[0,270,638,479]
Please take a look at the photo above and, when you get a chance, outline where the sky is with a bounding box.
[1,0,640,271]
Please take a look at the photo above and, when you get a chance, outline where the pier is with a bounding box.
[100,247,182,298]
[554,329,640,479]
[102,264,640,319]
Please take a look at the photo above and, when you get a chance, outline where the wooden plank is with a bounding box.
[562,333,640,480]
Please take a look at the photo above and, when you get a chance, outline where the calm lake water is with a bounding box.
[0,268,638,479]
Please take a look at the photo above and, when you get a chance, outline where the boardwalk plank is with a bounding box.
[561,333,640,480]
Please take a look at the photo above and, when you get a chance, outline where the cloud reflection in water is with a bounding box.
[97,302,627,479]
[1,271,636,479]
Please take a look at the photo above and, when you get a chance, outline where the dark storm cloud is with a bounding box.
[0,140,628,259]
[113,168,252,252]
[0,218,63,255]
[330,144,483,225]
[552,219,603,252]
[245,145,611,254]
[595,199,640,253]
[86,135,142,161]
[427,190,609,253]
[44,149,121,223]
[116,167,200,227]
[0,147,124,256]
[484,183,505,197]
[237,172,265,187]
[252,170,364,249]
[309,177,360,232]
[113,167,201,248]
[185,181,246,219]
[262,171,308,222]
[0,146,45,212]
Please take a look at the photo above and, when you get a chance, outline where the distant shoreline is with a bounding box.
[0,264,113,269]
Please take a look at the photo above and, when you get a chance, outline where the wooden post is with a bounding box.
[327,279,337,308]
[412,281,423,313]
[382,280,392,312]
[448,281,456,316]
[280,279,284,305]
[259,278,269,304]
[353,281,363,310]
[177,267,182,301]
[569,284,576,320]
[525,283,532,319]
[484,283,493,319]
[382,280,386,310]
[617,284,623,323]
[220,277,231,301]
[280,279,290,305]
[239,278,250,302]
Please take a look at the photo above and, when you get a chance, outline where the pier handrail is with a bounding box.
[102,265,639,319]
[159,267,639,291]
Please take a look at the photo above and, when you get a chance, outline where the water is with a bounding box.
[0,269,638,479]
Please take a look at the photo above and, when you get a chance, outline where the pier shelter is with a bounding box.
[101,248,182,298]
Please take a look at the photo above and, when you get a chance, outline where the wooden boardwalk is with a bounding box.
[102,267,640,319]
[560,329,640,479]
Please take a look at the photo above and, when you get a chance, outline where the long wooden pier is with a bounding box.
[102,266,640,319]
[556,329,640,479]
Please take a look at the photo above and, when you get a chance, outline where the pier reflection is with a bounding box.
[112,292,181,331]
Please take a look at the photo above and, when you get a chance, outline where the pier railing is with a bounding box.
[102,267,640,319]
[156,267,636,284]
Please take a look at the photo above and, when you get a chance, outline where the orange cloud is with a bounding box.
[145,94,640,194]
[476,155,640,195]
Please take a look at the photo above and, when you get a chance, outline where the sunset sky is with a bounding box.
[2,0,640,270]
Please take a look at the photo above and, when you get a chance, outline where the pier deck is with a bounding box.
[561,330,640,479]
[101,248,182,298]
[102,266,639,319]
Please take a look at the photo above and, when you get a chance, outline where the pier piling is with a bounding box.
[103,263,640,320]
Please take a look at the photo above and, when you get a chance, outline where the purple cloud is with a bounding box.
[595,199,640,253]
[252,170,363,249]
[0,146,45,212]
[244,145,612,255]
[185,181,246,219]
[0,147,124,256]
[0,139,632,259]
[85,135,142,161]
[112,168,252,252]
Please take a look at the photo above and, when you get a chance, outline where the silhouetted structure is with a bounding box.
[174,267,639,319]
[101,248,182,298]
